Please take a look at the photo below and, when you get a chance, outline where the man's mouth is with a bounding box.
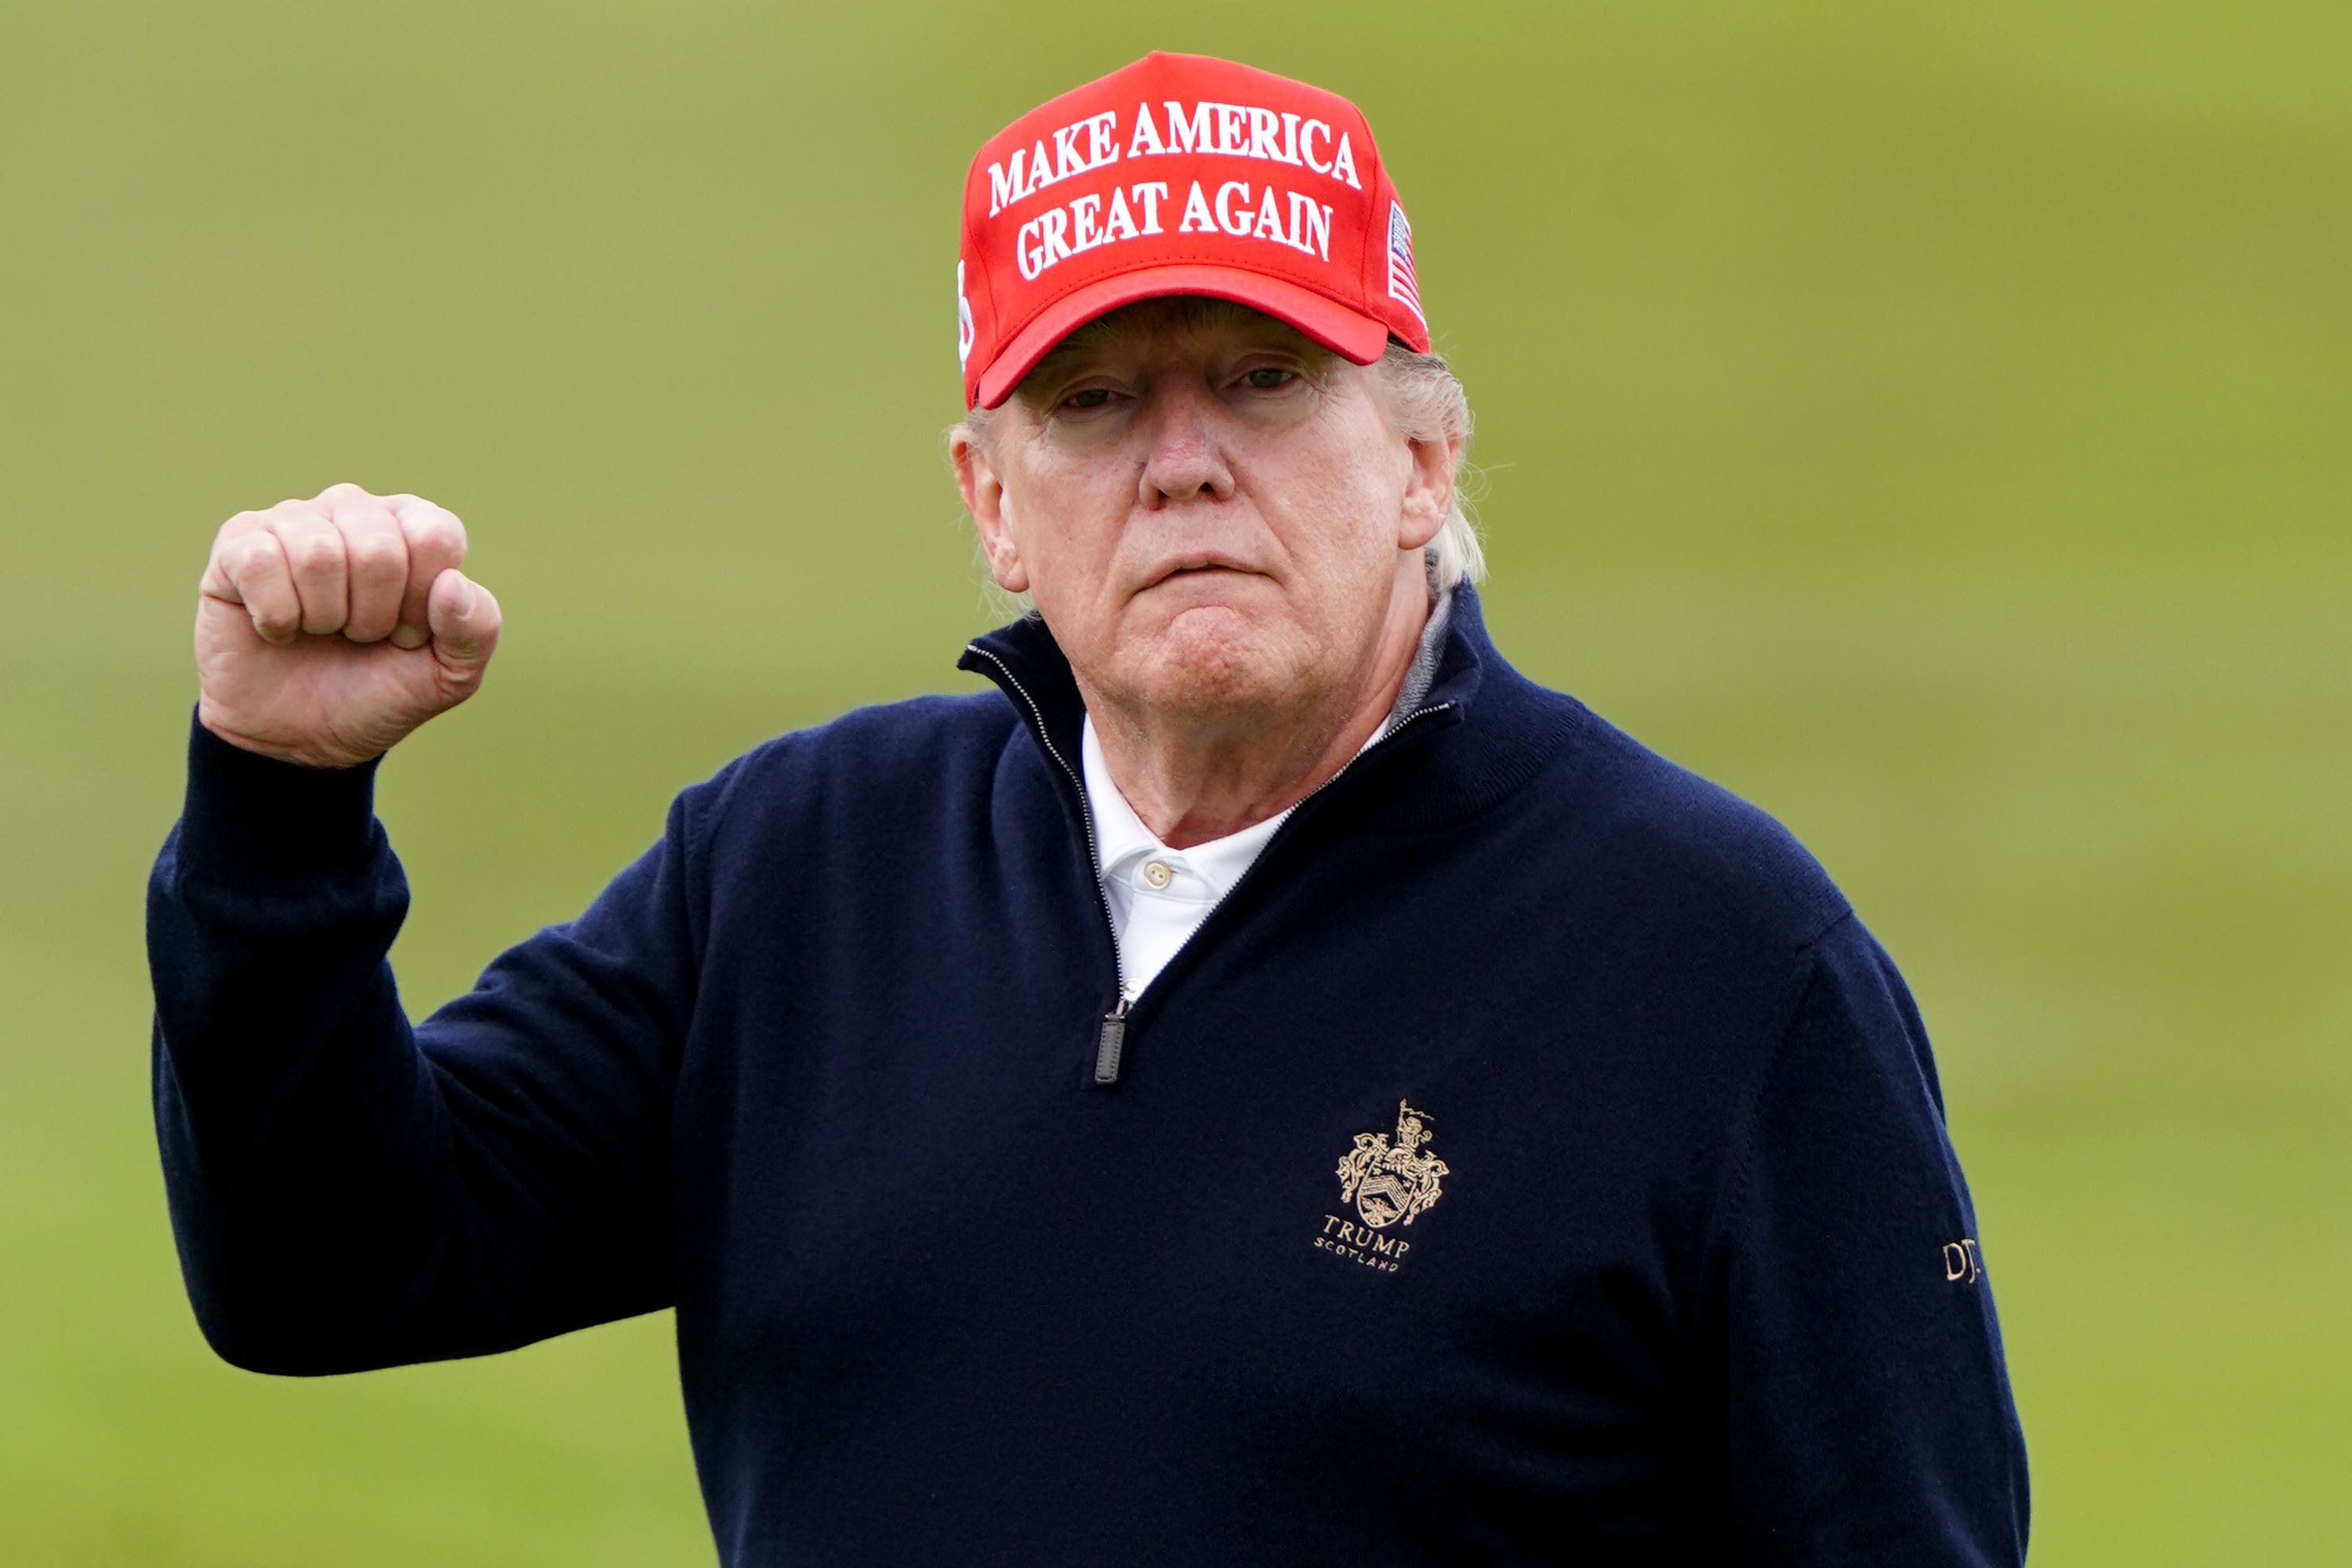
[1146,553,1258,587]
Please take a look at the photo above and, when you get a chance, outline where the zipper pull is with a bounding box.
[1094,995,1132,1085]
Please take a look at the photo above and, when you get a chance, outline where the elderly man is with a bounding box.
[148,51,2027,1566]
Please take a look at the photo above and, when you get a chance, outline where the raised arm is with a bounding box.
[148,484,689,1374]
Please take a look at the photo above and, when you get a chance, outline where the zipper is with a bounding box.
[967,641,1454,1088]
[1094,994,1132,1085]
[961,646,1131,1033]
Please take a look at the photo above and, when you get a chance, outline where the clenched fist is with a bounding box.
[195,483,502,768]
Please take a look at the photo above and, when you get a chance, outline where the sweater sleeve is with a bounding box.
[1710,914,2030,1565]
[147,715,697,1375]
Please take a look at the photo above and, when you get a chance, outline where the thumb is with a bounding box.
[425,567,502,679]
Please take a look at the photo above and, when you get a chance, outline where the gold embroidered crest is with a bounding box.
[1335,1100,1449,1229]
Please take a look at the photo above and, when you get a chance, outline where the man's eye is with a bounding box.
[1064,387,1115,410]
[1241,368,1295,390]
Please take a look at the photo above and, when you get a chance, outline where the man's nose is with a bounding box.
[1136,386,1236,508]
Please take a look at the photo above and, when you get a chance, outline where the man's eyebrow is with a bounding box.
[1028,343,1105,379]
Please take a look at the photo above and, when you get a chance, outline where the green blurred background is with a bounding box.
[2,1,2344,1561]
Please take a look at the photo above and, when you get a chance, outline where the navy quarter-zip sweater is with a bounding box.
[148,585,2028,1565]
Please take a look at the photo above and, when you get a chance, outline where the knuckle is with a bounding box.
[293,532,344,574]
[234,532,281,574]
[409,516,466,559]
[340,508,400,551]
[348,535,405,578]
[261,506,318,540]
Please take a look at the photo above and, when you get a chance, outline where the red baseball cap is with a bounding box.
[956,51,1431,409]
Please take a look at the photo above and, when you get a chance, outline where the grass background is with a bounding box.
[2,1,2344,1561]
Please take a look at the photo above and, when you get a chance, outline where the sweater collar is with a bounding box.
[956,581,1497,793]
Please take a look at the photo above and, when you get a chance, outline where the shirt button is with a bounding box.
[1142,859,1174,889]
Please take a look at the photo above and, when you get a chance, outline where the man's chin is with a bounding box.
[1127,617,1301,720]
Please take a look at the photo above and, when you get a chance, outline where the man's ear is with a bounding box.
[1398,431,1461,553]
[951,423,1030,595]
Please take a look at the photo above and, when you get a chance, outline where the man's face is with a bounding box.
[953,300,1454,731]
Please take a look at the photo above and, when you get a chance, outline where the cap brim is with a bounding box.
[974,264,1393,409]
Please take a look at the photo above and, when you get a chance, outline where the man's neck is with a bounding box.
[1080,568,1436,850]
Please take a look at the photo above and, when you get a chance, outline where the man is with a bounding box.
[149,51,2028,1565]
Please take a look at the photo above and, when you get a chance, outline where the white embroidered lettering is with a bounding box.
[1069,193,1104,253]
[1289,191,1333,260]
[1164,100,1210,154]
[1250,184,1286,244]
[1132,180,1168,234]
[1102,186,1141,244]
[1214,180,1253,238]
[1127,101,1166,158]
[986,149,1026,219]
[1247,106,1282,162]
[1330,130,1360,191]
[1086,110,1120,169]
[1214,103,1248,154]
[1178,180,1217,234]
[1301,118,1332,173]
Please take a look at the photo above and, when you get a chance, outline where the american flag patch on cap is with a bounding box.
[1386,201,1425,326]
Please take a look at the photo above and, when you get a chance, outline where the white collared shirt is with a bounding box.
[1076,585,1454,1004]
[1080,713,1385,1003]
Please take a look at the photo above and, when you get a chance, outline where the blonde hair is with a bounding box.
[1367,338,1484,590]
[956,301,1484,592]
